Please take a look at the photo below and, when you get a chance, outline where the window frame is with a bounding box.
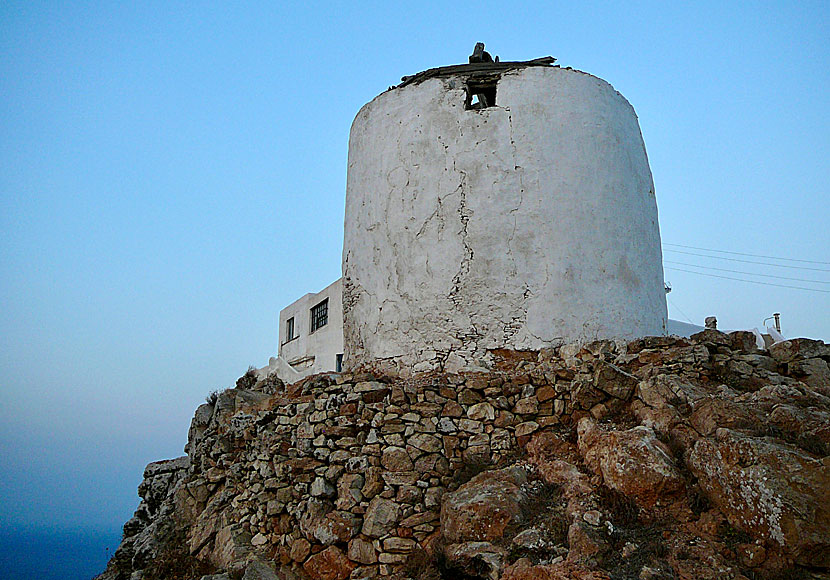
[310,298,329,333]
[285,316,295,343]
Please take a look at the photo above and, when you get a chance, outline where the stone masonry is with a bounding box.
[98,332,830,580]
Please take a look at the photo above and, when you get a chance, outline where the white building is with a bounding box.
[264,278,344,382]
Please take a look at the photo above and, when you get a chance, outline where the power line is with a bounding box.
[664,260,830,285]
[665,267,830,293]
[667,296,695,325]
[663,249,830,272]
[663,243,830,265]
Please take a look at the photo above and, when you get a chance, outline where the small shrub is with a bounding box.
[519,478,569,544]
[142,527,216,580]
[403,538,485,580]
[403,547,441,580]
[205,389,221,405]
[260,371,285,395]
[761,423,784,440]
[235,365,258,390]
[797,433,829,457]
[602,523,672,580]
[597,484,639,528]
[689,486,711,515]
[717,520,752,547]
[758,421,829,458]
[604,404,640,429]
[519,479,562,524]
[503,476,569,565]
[742,567,811,580]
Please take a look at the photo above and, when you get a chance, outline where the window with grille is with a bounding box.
[336,353,343,373]
[310,299,328,332]
[285,317,295,342]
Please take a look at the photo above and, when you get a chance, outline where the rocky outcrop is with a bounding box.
[688,428,830,567]
[97,331,830,580]
[577,418,685,507]
[441,467,528,544]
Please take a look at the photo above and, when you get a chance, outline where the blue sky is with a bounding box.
[1,1,828,536]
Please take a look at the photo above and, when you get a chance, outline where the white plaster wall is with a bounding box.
[277,278,344,380]
[343,66,667,375]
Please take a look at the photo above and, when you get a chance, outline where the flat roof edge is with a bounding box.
[396,57,557,89]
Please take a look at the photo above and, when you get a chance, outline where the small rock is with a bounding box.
[582,510,602,526]
[511,528,547,551]
[361,497,401,538]
[467,402,496,421]
[514,398,538,414]
[594,361,638,400]
[310,477,336,498]
[347,537,376,565]
[303,545,355,580]
[567,521,609,562]
[515,421,539,438]
[380,447,413,471]
[290,538,311,562]
[242,560,278,580]
[250,533,268,546]
[382,537,417,553]
[408,433,442,453]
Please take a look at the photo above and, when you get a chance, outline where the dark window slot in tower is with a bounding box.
[466,80,497,110]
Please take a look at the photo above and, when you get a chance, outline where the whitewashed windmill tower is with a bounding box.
[342,46,667,375]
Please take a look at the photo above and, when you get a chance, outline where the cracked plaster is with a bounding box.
[343,67,667,375]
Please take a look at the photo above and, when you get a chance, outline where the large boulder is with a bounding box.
[577,418,685,507]
[441,466,528,543]
[688,428,830,567]
[769,338,830,363]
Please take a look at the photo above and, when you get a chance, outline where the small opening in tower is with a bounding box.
[465,80,497,110]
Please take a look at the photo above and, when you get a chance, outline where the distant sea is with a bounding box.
[0,527,121,580]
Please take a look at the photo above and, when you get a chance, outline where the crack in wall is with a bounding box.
[505,109,524,280]
[415,198,442,238]
[448,166,473,302]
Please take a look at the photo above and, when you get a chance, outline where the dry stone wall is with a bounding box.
[185,353,621,578]
[98,333,830,580]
